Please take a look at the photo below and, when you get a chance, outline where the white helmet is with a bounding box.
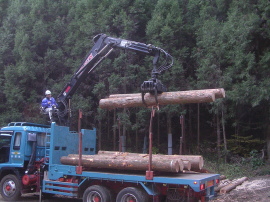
[45,90,51,95]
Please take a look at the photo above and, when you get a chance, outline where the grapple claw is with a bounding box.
[141,79,167,107]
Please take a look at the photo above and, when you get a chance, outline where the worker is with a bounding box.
[41,90,58,121]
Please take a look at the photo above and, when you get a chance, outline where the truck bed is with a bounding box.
[47,164,219,192]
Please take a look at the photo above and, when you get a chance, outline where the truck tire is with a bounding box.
[83,185,113,202]
[0,174,22,201]
[116,187,149,202]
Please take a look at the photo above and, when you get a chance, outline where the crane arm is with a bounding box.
[56,34,173,125]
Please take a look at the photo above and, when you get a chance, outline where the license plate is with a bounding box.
[207,180,214,187]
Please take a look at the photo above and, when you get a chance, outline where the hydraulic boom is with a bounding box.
[56,34,173,125]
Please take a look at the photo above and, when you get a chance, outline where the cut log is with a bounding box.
[97,151,203,171]
[99,88,225,109]
[219,177,248,194]
[60,155,180,173]
[220,175,227,180]
[182,160,191,171]
[66,154,184,172]
[214,179,230,192]
[155,154,204,171]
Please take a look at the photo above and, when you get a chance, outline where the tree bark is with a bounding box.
[99,88,225,109]
[97,151,204,171]
[197,103,200,153]
[188,105,193,153]
[182,160,191,171]
[113,109,116,151]
[167,112,173,155]
[219,177,248,194]
[98,117,102,150]
[217,112,221,160]
[60,155,180,173]
[221,104,228,163]
[67,153,184,172]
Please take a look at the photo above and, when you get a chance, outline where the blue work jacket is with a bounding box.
[41,97,58,109]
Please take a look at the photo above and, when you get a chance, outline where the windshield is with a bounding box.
[0,132,12,149]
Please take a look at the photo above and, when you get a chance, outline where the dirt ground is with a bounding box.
[211,175,270,202]
[0,175,270,201]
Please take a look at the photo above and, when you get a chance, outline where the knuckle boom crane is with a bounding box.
[56,34,173,125]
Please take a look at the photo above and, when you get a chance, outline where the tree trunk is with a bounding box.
[188,105,193,154]
[221,104,227,163]
[157,111,160,149]
[113,109,116,151]
[97,151,204,171]
[217,112,221,160]
[118,119,121,152]
[122,108,127,152]
[183,115,186,154]
[60,155,180,173]
[98,118,102,150]
[99,88,225,109]
[107,110,110,140]
[167,112,172,155]
[219,177,248,194]
[135,110,139,152]
[197,103,200,153]
[68,153,185,172]
[266,124,270,162]
[183,160,191,171]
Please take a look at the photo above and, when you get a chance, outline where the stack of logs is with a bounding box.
[60,151,204,174]
[215,176,248,194]
[61,88,226,174]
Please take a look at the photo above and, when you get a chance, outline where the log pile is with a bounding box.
[97,151,204,171]
[215,176,248,194]
[62,89,225,174]
[99,88,225,109]
[60,151,205,174]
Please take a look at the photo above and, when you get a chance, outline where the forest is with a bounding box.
[0,0,269,167]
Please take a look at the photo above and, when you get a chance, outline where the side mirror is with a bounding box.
[28,133,37,142]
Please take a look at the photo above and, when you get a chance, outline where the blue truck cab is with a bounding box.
[0,122,219,202]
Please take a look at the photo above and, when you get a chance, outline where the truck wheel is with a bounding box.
[116,187,148,202]
[83,185,113,202]
[0,174,22,201]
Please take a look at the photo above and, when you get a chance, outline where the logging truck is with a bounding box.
[0,35,221,201]
[0,122,220,202]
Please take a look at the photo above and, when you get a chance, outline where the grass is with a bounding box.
[204,158,270,180]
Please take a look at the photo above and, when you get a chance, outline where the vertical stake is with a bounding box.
[76,109,83,174]
[146,106,158,180]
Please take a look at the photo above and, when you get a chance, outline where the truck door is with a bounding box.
[0,131,12,163]
[10,131,25,164]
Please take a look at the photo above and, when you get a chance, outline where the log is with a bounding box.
[219,177,248,194]
[97,151,203,171]
[220,175,226,180]
[182,160,191,171]
[214,179,230,192]
[155,154,204,171]
[68,154,184,172]
[99,88,225,109]
[60,155,180,173]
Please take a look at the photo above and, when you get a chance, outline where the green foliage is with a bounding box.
[0,0,270,161]
[248,150,265,169]
[205,150,268,179]
[152,146,159,154]
[205,160,250,179]
[227,135,265,157]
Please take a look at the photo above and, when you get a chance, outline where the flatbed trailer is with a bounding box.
[0,122,219,201]
[43,169,219,201]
